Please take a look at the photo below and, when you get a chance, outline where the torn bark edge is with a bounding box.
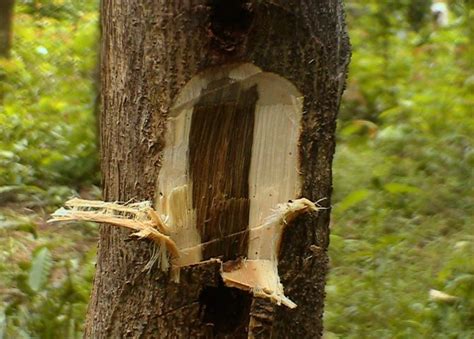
[248,297,276,339]
[48,197,320,309]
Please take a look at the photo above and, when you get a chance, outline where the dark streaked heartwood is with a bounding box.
[189,79,257,261]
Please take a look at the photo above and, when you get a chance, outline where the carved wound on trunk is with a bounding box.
[50,63,317,308]
[157,63,307,307]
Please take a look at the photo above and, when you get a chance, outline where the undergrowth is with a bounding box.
[325,1,474,338]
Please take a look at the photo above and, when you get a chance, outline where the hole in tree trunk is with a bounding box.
[208,0,253,50]
[199,280,252,336]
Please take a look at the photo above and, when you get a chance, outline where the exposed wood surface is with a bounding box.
[189,78,256,261]
[87,0,350,337]
[156,64,305,271]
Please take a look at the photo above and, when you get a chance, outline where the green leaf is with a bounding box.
[28,247,53,293]
[335,189,371,213]
[383,183,420,194]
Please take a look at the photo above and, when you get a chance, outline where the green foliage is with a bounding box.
[0,1,99,337]
[326,0,474,337]
[0,211,97,338]
[407,0,433,31]
[0,0,99,195]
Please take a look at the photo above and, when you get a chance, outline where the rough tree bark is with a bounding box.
[86,0,350,338]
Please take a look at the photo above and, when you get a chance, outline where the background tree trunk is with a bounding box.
[0,0,15,103]
[0,0,14,57]
[86,0,350,337]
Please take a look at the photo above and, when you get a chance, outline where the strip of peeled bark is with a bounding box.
[89,0,350,337]
[50,197,317,308]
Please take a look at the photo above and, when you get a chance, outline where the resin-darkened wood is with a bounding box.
[189,79,258,261]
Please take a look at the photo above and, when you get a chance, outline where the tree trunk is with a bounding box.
[0,0,15,103]
[0,0,14,57]
[86,0,350,338]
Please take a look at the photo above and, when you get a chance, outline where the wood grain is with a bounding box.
[189,79,257,261]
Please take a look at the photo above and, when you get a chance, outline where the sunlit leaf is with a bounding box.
[335,189,371,213]
[28,247,53,292]
[383,183,421,194]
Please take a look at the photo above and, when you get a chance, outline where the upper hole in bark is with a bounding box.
[208,0,253,51]
[199,281,252,335]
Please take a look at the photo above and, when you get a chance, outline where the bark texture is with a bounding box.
[87,0,350,337]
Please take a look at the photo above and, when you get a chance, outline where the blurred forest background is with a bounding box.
[0,0,472,338]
